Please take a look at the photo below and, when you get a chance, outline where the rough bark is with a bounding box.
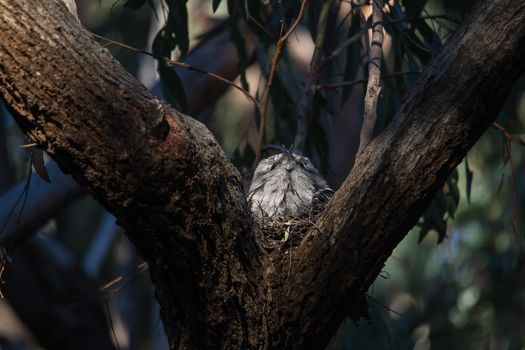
[0,0,524,349]
[0,1,262,348]
[0,19,257,250]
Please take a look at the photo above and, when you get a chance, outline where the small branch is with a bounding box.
[492,121,525,146]
[504,141,521,237]
[316,70,421,90]
[91,33,262,114]
[254,0,309,163]
[357,0,384,155]
[293,0,333,153]
[386,14,461,26]
[492,121,524,237]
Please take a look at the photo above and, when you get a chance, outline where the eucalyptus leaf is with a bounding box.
[124,0,147,9]
[158,62,188,112]
[212,0,222,13]
[158,0,189,55]
[465,157,473,204]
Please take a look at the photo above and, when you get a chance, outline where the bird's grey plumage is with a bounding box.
[248,152,330,220]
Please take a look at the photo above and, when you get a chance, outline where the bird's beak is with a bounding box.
[284,157,294,172]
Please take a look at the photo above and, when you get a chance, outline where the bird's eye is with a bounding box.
[270,162,278,170]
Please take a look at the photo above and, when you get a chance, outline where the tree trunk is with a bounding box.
[0,0,524,349]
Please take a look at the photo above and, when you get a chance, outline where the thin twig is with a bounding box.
[254,0,309,163]
[91,33,262,113]
[505,142,520,237]
[316,69,421,90]
[293,0,333,153]
[99,262,148,298]
[492,121,524,238]
[386,14,461,26]
[357,0,384,155]
[367,294,404,317]
[492,122,525,146]
[105,300,121,350]
[0,157,34,253]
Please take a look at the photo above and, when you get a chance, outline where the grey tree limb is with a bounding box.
[358,0,384,154]
[0,16,257,251]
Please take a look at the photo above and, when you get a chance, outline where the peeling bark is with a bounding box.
[1,0,525,349]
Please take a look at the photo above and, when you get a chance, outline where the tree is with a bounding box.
[0,0,524,349]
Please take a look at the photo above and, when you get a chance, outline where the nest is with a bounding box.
[254,202,329,251]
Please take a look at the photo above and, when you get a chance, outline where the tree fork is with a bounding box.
[1,0,525,349]
[0,1,263,348]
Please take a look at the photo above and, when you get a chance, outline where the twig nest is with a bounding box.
[254,193,332,250]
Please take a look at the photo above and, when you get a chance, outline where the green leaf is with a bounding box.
[152,25,187,111]
[152,27,175,56]
[30,148,50,183]
[445,170,460,218]
[212,0,222,13]
[390,2,432,64]
[166,0,189,55]
[124,0,147,9]
[401,0,428,19]
[158,62,188,112]
[418,169,460,244]
[465,157,473,204]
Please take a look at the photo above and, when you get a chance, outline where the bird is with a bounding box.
[247,151,332,221]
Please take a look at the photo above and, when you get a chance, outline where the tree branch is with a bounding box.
[92,34,261,114]
[0,20,258,251]
[492,121,525,146]
[0,1,261,348]
[261,1,525,348]
[358,0,384,154]
[255,0,309,163]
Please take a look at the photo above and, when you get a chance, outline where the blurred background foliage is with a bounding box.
[0,0,524,349]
